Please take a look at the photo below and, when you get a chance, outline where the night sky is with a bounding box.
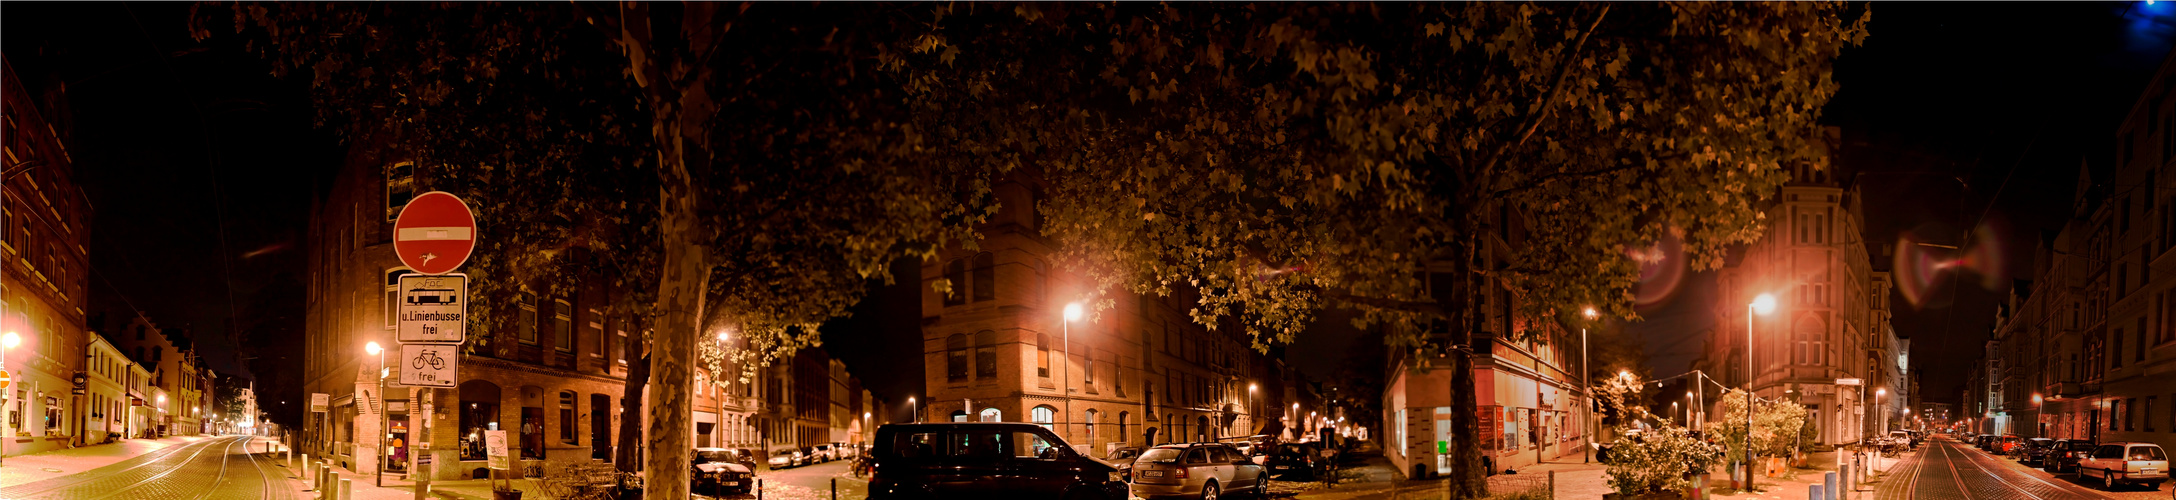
[7,2,2176,415]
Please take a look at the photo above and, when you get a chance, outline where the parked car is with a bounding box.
[1266,442,1327,479]
[2079,442,2170,490]
[1881,431,1913,452]
[1107,446,1146,483]
[867,422,1127,500]
[2046,439,2097,473]
[1973,434,1993,450]
[1997,435,2025,455]
[1130,443,1270,500]
[767,445,805,469]
[813,443,838,462]
[2017,438,2056,465]
[694,447,757,496]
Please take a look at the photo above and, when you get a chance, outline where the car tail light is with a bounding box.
[1174,468,1191,479]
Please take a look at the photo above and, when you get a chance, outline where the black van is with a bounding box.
[869,422,1128,500]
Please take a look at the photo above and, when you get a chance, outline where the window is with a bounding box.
[1084,409,1099,444]
[971,252,995,302]
[974,331,997,379]
[43,397,60,435]
[1030,406,1054,429]
[2143,317,2152,362]
[1117,411,1129,444]
[943,259,967,306]
[2132,398,2142,431]
[387,161,415,221]
[2116,328,2127,369]
[1037,333,1051,379]
[1083,348,1095,384]
[554,299,574,353]
[520,293,540,344]
[2151,396,2159,433]
[946,334,968,381]
[559,391,579,444]
[980,407,1003,422]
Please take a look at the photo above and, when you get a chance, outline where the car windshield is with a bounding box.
[1139,449,1183,463]
[696,450,736,463]
[2130,446,2169,461]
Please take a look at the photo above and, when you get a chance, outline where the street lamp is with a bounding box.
[1580,306,1599,463]
[364,341,388,486]
[1743,293,1776,493]
[908,397,917,423]
[1248,383,1258,434]
[1062,302,1084,442]
[1876,388,1887,442]
[1,331,17,466]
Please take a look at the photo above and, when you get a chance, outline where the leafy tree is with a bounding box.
[193,4,995,495]
[1704,390,1810,478]
[887,3,1865,496]
[1604,423,1723,495]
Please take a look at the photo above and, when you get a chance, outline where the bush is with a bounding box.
[1603,424,1724,495]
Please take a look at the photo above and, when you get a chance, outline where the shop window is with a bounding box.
[460,402,500,460]
[522,407,545,459]
[981,407,1003,422]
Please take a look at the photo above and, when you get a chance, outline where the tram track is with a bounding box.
[0,436,235,500]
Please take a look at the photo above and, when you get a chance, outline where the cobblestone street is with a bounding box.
[0,435,301,500]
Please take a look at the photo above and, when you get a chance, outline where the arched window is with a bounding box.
[1030,406,1055,429]
[974,330,998,379]
[944,259,968,306]
[1084,409,1099,444]
[946,334,968,381]
[980,407,1003,422]
[558,391,578,444]
[971,252,996,302]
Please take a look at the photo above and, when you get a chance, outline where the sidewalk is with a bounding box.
[1286,449,1610,500]
[1704,449,1908,500]
[0,435,213,487]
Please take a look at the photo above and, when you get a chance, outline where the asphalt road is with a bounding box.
[695,456,867,500]
[0,435,296,500]
[1876,435,2168,500]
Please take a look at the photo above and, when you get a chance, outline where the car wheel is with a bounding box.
[2104,470,2117,490]
[1201,480,1220,500]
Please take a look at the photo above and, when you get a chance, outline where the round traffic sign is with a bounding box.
[0,369,11,389]
[392,191,478,275]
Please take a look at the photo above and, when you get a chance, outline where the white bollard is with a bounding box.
[326,471,340,499]
[339,477,353,500]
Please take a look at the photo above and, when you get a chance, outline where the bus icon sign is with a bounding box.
[397,273,467,344]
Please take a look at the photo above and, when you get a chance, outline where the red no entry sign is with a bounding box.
[392,191,477,275]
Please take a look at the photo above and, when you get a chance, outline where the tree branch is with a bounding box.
[1492,163,1642,197]
[1471,4,1612,195]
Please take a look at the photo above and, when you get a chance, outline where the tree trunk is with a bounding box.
[643,118,708,500]
[614,349,648,473]
[1447,221,1486,499]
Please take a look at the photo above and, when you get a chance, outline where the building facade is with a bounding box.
[1,55,95,457]
[83,333,130,444]
[918,183,1278,459]
[113,314,206,437]
[1695,133,1903,449]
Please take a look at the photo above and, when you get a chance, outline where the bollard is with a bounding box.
[832,477,838,500]
[1839,462,1852,500]
[1548,470,1556,500]
[1809,484,1823,500]
[1824,471,1837,500]
[758,479,764,500]
[339,477,353,500]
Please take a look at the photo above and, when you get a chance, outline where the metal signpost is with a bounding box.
[392,191,478,498]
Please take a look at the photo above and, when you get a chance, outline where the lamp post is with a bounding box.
[1,331,17,467]
[364,341,387,487]
[1062,302,1084,442]
[1876,388,1887,444]
[1580,306,1597,463]
[1744,293,1777,493]
[1248,383,1257,435]
[909,397,918,423]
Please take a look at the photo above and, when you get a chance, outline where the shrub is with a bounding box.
[1604,423,1724,495]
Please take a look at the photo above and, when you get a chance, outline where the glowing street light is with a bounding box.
[1061,302,1086,441]
[1742,292,1777,493]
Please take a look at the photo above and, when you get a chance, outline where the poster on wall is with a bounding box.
[1433,407,1454,475]
[1477,406,1499,453]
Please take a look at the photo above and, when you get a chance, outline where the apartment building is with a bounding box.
[1,55,94,457]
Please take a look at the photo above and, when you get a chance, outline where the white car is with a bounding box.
[2078,442,2168,490]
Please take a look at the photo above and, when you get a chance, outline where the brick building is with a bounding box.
[1,55,94,457]
[917,183,1279,459]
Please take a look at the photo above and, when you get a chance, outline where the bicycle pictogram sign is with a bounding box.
[413,350,447,370]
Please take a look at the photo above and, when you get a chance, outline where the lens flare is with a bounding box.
[1893,219,2011,308]
[1630,233,1686,309]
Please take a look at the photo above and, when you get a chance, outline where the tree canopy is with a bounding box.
[198,3,1866,498]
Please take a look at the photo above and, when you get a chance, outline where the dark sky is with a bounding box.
[1634,2,2176,405]
[5,2,339,381]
